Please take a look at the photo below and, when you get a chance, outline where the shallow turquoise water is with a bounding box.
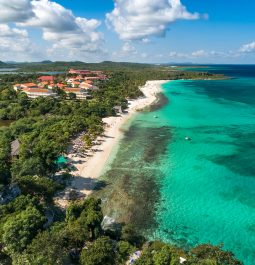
[99,66,255,264]
[134,75,255,264]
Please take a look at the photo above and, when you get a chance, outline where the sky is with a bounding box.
[0,0,254,63]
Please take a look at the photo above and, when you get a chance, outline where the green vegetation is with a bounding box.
[0,197,242,265]
[0,63,240,264]
[134,241,242,265]
[0,67,224,186]
[0,60,225,79]
[0,60,156,72]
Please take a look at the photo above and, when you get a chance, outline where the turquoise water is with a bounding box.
[99,66,255,264]
[150,80,255,264]
[135,72,255,264]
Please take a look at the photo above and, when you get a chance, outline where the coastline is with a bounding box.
[65,80,168,200]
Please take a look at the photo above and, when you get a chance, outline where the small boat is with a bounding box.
[154,115,158,118]
[185,136,191,141]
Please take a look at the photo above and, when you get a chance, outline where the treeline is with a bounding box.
[1,61,226,79]
[0,61,155,72]
[0,196,242,265]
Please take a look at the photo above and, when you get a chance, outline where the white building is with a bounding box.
[22,88,57,99]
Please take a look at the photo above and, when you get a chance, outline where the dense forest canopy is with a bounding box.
[0,61,156,71]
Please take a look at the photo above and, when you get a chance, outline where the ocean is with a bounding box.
[97,65,255,265]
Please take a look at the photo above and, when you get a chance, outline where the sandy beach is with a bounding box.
[61,80,167,201]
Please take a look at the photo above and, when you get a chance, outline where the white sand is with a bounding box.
[66,80,167,198]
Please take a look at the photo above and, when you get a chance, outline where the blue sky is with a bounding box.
[0,0,254,63]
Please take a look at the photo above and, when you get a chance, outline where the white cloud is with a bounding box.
[0,0,34,23]
[169,51,188,58]
[18,0,77,31]
[168,48,245,61]
[112,43,151,61]
[191,50,207,57]
[21,0,103,56]
[0,24,38,60]
[239,42,255,53]
[141,38,151,44]
[0,0,104,59]
[169,50,211,59]
[169,49,231,59]
[106,0,200,41]
[122,42,136,53]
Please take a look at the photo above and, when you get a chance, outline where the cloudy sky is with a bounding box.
[0,0,255,63]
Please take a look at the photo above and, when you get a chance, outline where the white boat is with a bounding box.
[185,136,191,141]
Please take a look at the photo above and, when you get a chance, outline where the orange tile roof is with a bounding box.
[57,83,65,87]
[39,81,50,85]
[38,76,55,82]
[26,88,52,93]
[21,83,38,87]
[80,83,92,88]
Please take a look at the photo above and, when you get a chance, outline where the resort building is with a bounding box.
[79,82,93,90]
[38,76,55,83]
[84,75,107,80]
[91,70,103,75]
[13,69,106,99]
[56,83,66,89]
[13,83,37,91]
[48,83,66,89]
[22,88,57,99]
[39,81,51,87]
[64,88,88,99]
[71,81,81,88]
[68,69,108,80]
[13,84,22,91]
[69,69,91,75]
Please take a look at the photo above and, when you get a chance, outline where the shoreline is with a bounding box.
[59,80,168,202]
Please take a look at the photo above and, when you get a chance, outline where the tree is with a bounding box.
[135,250,154,265]
[0,88,16,101]
[8,103,25,120]
[13,175,62,201]
[64,219,90,249]
[69,92,76,100]
[11,157,46,177]
[136,242,184,265]
[116,241,135,264]
[66,200,87,222]
[0,195,40,218]
[153,246,179,265]
[0,131,11,184]
[80,237,115,265]
[12,225,69,265]
[2,206,46,255]
[189,244,243,265]
[121,224,144,247]
[66,198,103,240]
